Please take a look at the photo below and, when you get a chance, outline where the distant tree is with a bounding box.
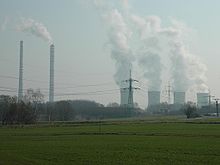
[55,101,72,121]
[183,104,199,119]
[0,95,16,124]
[16,102,36,124]
[1,96,36,125]
[107,102,120,107]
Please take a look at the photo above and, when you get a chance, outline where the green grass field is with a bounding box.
[0,116,220,165]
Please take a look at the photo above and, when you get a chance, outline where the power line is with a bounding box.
[54,82,115,89]
[54,89,120,96]
[0,74,116,87]
[0,89,17,93]
[0,86,121,100]
[0,75,48,84]
[0,78,116,92]
[121,70,140,109]
[0,57,112,77]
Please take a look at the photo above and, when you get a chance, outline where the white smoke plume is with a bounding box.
[92,1,134,86]
[1,16,9,31]
[106,9,134,85]
[89,0,208,92]
[17,18,53,44]
[160,20,208,92]
[188,54,208,92]
[131,15,162,91]
[139,52,162,91]
[169,41,190,91]
[131,13,207,92]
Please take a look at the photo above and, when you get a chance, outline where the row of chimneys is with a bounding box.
[120,89,209,107]
[18,41,55,102]
[147,91,209,107]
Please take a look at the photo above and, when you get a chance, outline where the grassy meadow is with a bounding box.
[0,116,220,165]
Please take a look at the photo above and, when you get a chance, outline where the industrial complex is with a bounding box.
[16,41,211,110]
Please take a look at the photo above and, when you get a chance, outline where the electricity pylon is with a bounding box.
[122,70,139,109]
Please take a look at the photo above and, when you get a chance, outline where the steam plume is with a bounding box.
[17,18,52,44]
[107,9,134,85]
[1,16,9,31]
[90,0,208,92]
[93,1,134,86]
[131,14,207,92]
[159,20,208,92]
[131,15,162,91]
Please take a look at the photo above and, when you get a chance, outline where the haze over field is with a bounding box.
[1,0,220,108]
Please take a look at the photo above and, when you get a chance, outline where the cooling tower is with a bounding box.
[18,40,23,101]
[197,93,209,107]
[49,44,54,102]
[120,88,129,106]
[174,92,185,104]
[148,91,160,106]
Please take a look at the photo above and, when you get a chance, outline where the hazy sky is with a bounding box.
[1,0,220,108]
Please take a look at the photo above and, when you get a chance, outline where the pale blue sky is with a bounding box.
[1,0,220,107]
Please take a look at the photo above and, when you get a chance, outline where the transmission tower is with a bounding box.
[214,98,219,117]
[122,70,139,109]
[203,90,215,112]
[165,82,173,104]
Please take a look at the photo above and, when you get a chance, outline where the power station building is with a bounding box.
[148,91,160,106]
[197,93,209,107]
[120,88,128,106]
[174,92,185,105]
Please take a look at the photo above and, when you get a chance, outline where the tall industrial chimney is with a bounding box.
[18,40,23,101]
[49,44,54,102]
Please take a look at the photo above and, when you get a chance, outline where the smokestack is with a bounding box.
[18,40,23,101]
[49,44,54,102]
[148,91,160,106]
[174,91,185,105]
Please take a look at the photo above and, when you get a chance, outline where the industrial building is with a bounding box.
[15,41,211,109]
[120,88,130,106]
[197,92,209,107]
[174,91,185,105]
[148,91,160,106]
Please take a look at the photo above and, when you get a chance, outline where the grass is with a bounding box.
[0,116,220,165]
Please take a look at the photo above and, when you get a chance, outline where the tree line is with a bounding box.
[0,95,36,125]
[0,94,142,125]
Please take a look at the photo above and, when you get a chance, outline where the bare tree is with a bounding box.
[183,103,199,119]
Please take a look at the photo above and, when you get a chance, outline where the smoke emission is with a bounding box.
[131,15,163,91]
[92,1,134,86]
[1,16,9,31]
[106,9,134,85]
[139,52,162,91]
[90,0,208,92]
[131,13,207,92]
[159,19,208,92]
[17,18,53,44]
